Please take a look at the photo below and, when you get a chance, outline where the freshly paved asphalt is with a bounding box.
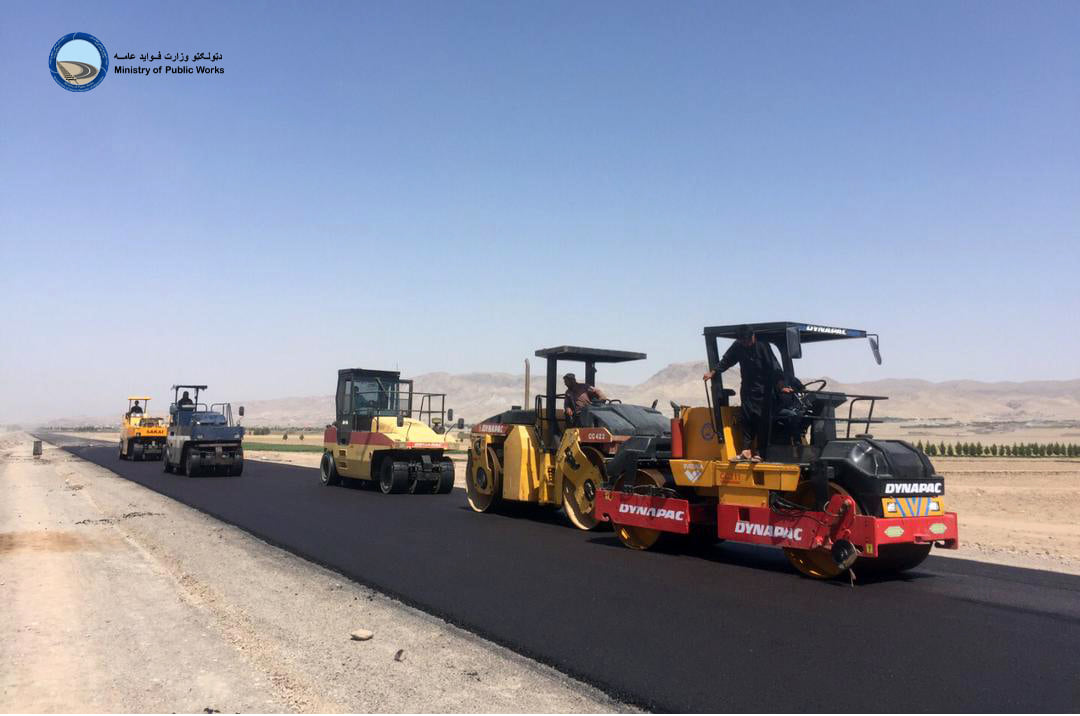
[44,434,1080,712]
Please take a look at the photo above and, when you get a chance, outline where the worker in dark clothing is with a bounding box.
[703,325,795,461]
[563,373,606,422]
[128,400,143,417]
[177,391,194,409]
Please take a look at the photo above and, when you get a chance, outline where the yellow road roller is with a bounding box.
[466,346,671,529]
[321,368,464,494]
[118,396,167,461]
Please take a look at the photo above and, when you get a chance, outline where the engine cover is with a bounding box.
[818,438,943,517]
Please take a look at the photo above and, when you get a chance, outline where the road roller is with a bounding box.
[594,322,960,579]
[466,346,672,529]
[162,385,246,476]
[321,368,464,494]
[118,396,166,461]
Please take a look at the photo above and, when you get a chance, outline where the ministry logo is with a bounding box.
[49,32,109,92]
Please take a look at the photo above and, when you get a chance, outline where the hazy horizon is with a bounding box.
[3,2,1078,423]
[15,359,1080,426]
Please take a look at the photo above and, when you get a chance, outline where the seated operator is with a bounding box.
[128,400,143,417]
[176,391,194,409]
[563,372,607,423]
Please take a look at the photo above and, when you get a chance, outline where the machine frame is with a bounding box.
[320,368,461,494]
[118,395,166,461]
[467,345,671,530]
[162,384,245,477]
[595,323,959,579]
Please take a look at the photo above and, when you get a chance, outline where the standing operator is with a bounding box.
[703,325,796,462]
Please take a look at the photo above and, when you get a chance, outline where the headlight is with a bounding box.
[928,500,940,511]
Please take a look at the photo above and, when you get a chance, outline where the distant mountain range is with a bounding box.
[39,363,1080,428]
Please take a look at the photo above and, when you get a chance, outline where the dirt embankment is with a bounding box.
[0,433,627,712]
[933,458,1080,574]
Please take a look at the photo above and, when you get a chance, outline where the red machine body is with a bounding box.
[595,489,959,559]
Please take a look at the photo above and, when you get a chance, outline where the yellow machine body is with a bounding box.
[468,418,628,529]
[470,424,597,506]
[668,405,803,505]
[321,368,459,494]
[325,416,450,481]
[465,344,665,529]
[119,396,167,460]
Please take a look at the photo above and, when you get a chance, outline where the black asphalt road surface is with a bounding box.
[46,436,1080,712]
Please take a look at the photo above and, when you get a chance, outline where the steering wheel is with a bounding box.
[800,379,827,393]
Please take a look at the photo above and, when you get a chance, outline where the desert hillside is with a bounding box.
[38,363,1080,428]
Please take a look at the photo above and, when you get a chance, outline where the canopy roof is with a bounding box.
[703,322,867,344]
[534,345,646,363]
[337,368,402,380]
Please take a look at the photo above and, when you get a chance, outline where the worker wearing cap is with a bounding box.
[563,373,606,421]
[703,324,794,462]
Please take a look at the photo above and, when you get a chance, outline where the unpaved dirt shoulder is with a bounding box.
[0,433,287,713]
[4,434,627,713]
[932,458,1080,575]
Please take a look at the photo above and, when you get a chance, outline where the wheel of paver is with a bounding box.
[320,452,340,486]
[783,481,863,579]
[183,450,198,478]
[378,459,409,494]
[434,457,455,494]
[612,469,672,550]
[466,448,501,512]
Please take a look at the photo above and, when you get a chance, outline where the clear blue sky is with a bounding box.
[2,1,1078,422]
[55,39,101,67]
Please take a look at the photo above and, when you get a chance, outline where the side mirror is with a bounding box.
[447,408,454,422]
[457,417,464,429]
[650,399,658,410]
[868,335,882,365]
[786,326,802,359]
[238,406,245,417]
[397,415,405,428]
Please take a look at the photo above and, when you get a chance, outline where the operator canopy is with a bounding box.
[534,346,646,363]
[704,322,881,365]
[704,322,866,343]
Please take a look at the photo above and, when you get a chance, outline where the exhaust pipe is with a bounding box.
[524,359,530,408]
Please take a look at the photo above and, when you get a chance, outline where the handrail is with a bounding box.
[348,388,447,426]
[842,393,889,438]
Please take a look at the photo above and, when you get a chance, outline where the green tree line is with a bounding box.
[915,440,1080,458]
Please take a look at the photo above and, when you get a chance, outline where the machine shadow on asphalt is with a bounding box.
[452,500,574,526]
[584,534,939,586]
